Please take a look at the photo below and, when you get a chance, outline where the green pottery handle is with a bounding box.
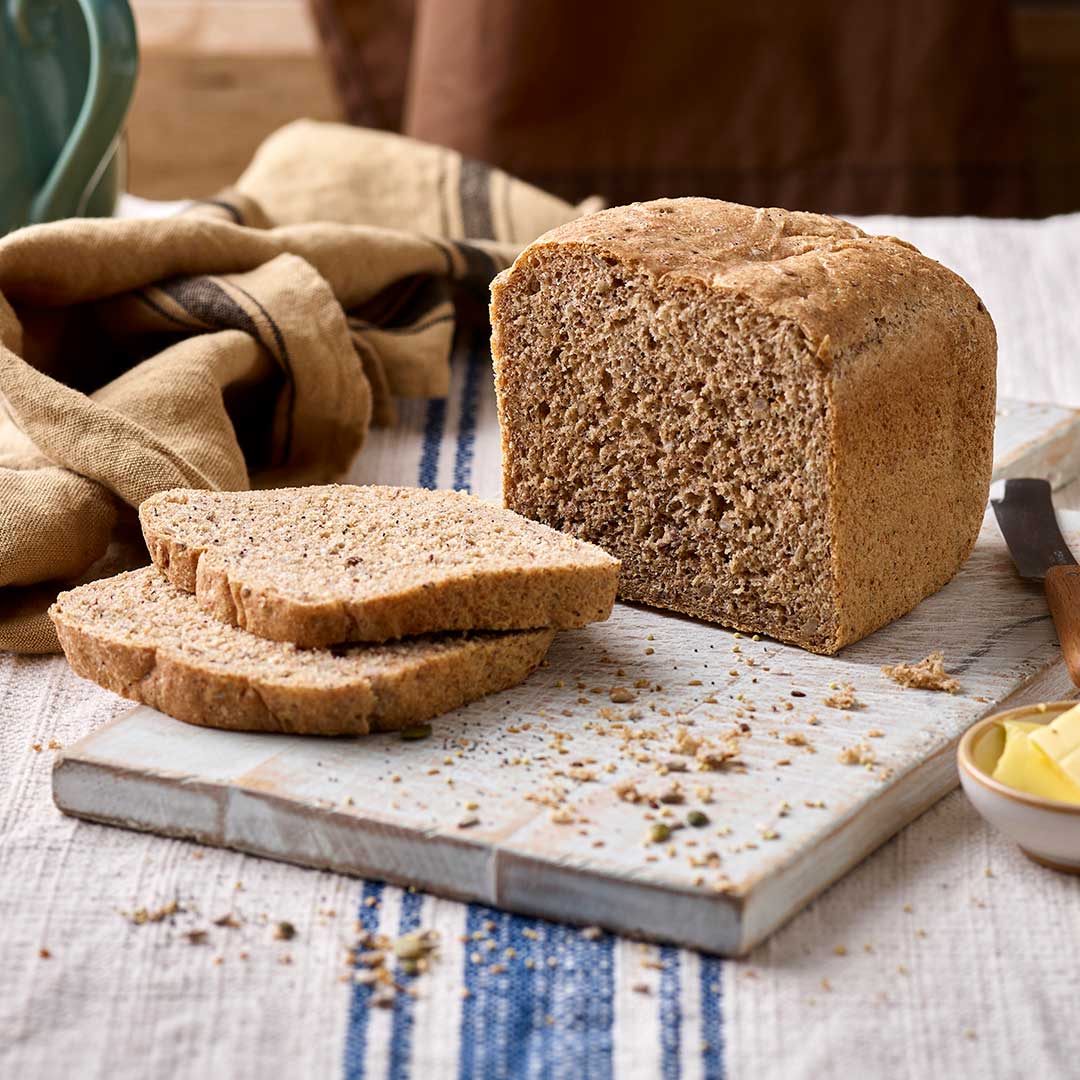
[17,0,137,223]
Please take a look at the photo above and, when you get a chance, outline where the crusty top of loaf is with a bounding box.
[500,198,988,364]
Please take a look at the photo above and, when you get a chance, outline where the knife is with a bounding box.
[991,477,1080,687]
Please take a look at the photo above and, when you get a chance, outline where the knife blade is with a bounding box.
[991,477,1080,687]
[990,478,1077,580]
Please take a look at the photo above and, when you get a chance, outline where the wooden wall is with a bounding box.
[126,0,340,200]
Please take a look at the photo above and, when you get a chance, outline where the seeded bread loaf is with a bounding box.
[491,198,996,654]
[49,568,554,735]
[139,485,618,647]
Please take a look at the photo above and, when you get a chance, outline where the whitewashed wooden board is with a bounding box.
[52,399,1080,955]
[992,398,1080,489]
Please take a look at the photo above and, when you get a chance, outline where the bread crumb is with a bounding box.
[881,652,959,693]
[567,766,597,782]
[824,682,860,710]
[129,900,181,925]
[838,743,876,766]
[671,726,702,756]
[696,740,742,771]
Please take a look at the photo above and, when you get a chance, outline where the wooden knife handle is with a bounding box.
[1045,564,1080,687]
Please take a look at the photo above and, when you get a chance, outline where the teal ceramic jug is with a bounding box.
[0,0,138,235]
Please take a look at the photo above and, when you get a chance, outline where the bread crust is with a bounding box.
[502,198,929,361]
[491,198,996,652]
[140,486,619,647]
[50,569,554,735]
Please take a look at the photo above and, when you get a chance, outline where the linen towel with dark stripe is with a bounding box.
[0,120,598,653]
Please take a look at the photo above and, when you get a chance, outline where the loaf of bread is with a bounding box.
[140,485,618,647]
[49,568,554,735]
[491,198,996,653]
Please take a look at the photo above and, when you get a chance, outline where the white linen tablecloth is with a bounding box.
[2,210,1080,1080]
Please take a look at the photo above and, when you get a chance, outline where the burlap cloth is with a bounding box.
[0,121,596,653]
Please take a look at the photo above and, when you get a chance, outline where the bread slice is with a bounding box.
[139,485,619,647]
[49,567,554,735]
[491,197,996,654]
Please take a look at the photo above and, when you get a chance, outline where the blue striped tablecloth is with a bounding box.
[341,331,725,1078]
[342,883,724,1080]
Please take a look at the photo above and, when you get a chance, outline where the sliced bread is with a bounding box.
[49,567,554,735]
[139,485,619,647]
[490,197,996,654]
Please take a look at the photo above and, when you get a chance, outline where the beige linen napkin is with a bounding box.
[0,120,595,653]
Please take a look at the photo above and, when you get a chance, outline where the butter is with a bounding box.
[1030,704,1080,789]
[991,719,1080,805]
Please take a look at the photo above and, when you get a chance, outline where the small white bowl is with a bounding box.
[958,701,1080,874]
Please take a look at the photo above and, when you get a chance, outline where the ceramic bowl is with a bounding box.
[958,701,1080,874]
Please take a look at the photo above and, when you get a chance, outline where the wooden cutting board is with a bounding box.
[52,399,1080,955]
